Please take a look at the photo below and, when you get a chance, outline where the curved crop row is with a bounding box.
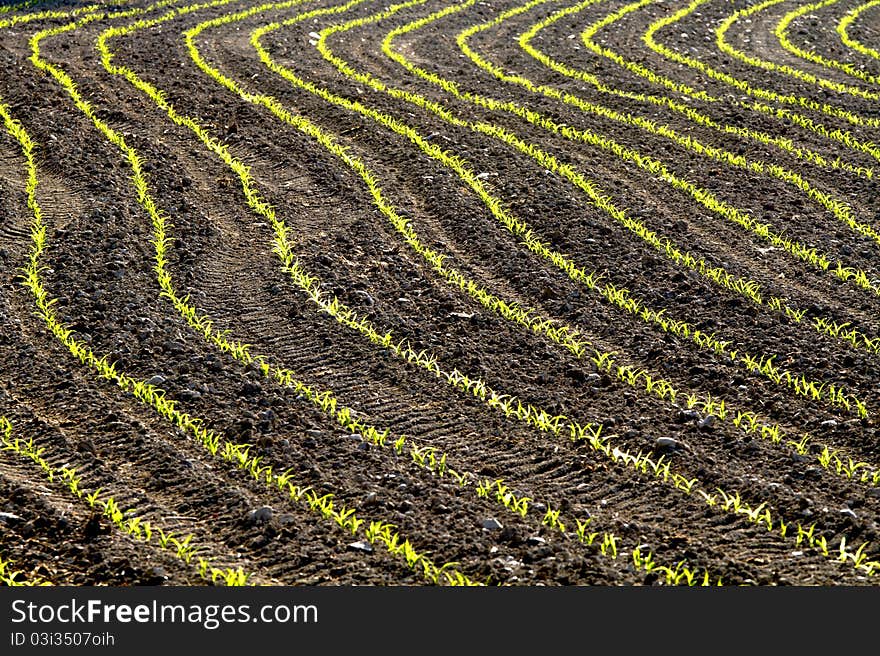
[377,2,880,309]
[0,417,254,586]
[256,6,871,420]
[95,0,706,584]
[2,4,476,585]
[644,0,880,127]
[451,0,880,404]
[581,0,880,164]
[777,0,880,86]
[110,3,872,580]
[460,0,880,260]
[190,0,871,499]
[839,0,880,62]
[255,0,880,486]
[0,0,48,16]
[517,0,880,359]
[717,0,880,100]
[178,0,880,578]
[42,0,684,586]
[520,0,872,179]
[5,0,879,586]
[350,0,880,410]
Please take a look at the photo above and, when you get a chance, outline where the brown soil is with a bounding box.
[1,0,879,586]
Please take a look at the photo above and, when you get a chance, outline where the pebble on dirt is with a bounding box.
[655,437,679,450]
[246,506,274,524]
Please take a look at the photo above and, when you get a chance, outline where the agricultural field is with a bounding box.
[0,0,878,587]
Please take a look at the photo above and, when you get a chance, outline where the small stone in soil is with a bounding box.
[348,541,373,553]
[526,536,546,546]
[84,513,108,539]
[242,381,262,396]
[145,375,166,386]
[482,518,503,530]
[655,437,679,450]
[250,535,270,549]
[820,419,838,428]
[246,506,273,524]
[0,511,22,522]
[839,507,857,519]
[698,415,716,429]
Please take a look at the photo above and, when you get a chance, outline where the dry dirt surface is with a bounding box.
[1,0,879,587]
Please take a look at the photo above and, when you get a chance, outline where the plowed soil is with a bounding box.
[1,0,879,586]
